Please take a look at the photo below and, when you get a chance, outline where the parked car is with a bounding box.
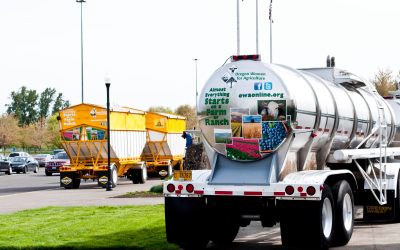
[53,149,65,155]
[10,156,39,174]
[45,151,69,176]
[33,154,52,167]
[8,152,30,158]
[0,155,12,175]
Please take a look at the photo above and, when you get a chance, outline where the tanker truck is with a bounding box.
[164,55,400,249]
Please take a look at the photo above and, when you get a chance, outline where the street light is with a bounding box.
[193,58,198,117]
[105,81,112,191]
[76,0,86,103]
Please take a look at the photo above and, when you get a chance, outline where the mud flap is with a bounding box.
[97,171,108,187]
[60,172,75,188]
[363,190,395,221]
[165,197,209,245]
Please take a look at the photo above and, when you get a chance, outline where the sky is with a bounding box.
[1,0,400,114]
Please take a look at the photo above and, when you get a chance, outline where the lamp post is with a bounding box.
[105,81,112,191]
[76,0,86,103]
[193,59,198,115]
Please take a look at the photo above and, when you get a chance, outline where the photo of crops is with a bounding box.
[214,129,233,144]
[259,121,288,153]
[242,115,262,139]
[230,108,249,137]
[226,138,261,160]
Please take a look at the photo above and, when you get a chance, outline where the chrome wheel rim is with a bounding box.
[112,167,118,185]
[343,193,353,231]
[322,197,333,238]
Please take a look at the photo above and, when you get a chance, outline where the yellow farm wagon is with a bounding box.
[141,112,186,179]
[58,103,148,188]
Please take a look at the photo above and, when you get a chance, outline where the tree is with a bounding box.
[45,115,62,149]
[0,115,21,154]
[52,93,70,114]
[38,87,56,122]
[6,86,39,126]
[175,104,196,130]
[148,106,174,114]
[372,69,397,96]
[19,125,36,151]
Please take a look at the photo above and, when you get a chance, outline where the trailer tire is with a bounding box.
[168,163,173,177]
[139,167,147,184]
[131,167,146,184]
[72,178,81,189]
[111,166,118,188]
[210,219,239,246]
[395,170,400,222]
[280,184,334,249]
[331,180,354,246]
[165,197,209,249]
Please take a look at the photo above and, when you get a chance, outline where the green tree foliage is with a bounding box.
[38,87,56,121]
[148,106,174,114]
[52,93,70,114]
[46,115,62,149]
[5,87,69,128]
[6,86,39,126]
[372,69,397,96]
[175,104,196,130]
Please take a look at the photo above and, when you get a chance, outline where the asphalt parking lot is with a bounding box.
[1,171,400,249]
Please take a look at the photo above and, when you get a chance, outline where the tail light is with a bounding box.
[285,185,294,195]
[166,184,175,193]
[306,186,316,196]
[186,184,194,193]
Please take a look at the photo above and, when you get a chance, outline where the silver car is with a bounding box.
[0,155,12,175]
[34,154,52,167]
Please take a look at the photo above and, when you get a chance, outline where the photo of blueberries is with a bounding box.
[259,121,287,152]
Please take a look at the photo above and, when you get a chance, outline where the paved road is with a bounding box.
[0,170,164,214]
[1,172,400,249]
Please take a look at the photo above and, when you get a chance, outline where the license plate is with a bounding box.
[52,167,57,170]
[173,170,192,181]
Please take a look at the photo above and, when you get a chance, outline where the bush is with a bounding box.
[150,184,163,193]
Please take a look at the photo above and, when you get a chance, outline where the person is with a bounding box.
[181,131,193,148]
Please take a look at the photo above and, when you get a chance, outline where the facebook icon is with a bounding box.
[264,82,272,90]
[254,82,263,90]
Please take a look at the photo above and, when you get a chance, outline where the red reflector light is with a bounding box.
[186,184,194,193]
[194,190,204,195]
[177,185,183,191]
[297,186,303,192]
[285,186,294,195]
[244,191,262,196]
[307,186,316,196]
[231,54,260,61]
[166,184,175,193]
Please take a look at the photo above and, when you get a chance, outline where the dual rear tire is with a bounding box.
[280,181,354,249]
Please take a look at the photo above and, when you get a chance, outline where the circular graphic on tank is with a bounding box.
[198,60,290,161]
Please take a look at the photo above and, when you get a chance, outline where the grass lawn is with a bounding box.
[0,205,178,250]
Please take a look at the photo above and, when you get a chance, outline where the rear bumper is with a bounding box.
[45,167,60,173]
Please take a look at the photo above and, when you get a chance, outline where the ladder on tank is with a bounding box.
[354,97,388,205]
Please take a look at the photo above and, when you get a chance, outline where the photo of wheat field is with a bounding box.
[242,115,262,139]
[230,108,249,137]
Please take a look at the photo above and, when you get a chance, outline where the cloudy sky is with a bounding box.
[1,0,399,114]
